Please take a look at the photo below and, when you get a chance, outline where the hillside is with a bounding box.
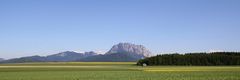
[78,53,139,62]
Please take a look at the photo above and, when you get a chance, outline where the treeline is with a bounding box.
[137,52,240,66]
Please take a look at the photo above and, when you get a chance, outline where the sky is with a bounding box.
[1,0,240,59]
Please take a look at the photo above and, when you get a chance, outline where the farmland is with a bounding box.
[0,62,239,80]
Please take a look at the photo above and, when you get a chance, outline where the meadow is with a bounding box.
[0,62,239,80]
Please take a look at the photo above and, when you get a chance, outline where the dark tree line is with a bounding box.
[137,52,240,66]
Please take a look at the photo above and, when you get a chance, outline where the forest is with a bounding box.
[137,52,240,66]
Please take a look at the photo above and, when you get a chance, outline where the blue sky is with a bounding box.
[1,0,240,59]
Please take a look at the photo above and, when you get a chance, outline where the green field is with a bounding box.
[0,62,239,80]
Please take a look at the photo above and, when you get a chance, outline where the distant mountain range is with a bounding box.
[0,58,4,61]
[0,43,152,63]
[0,51,98,63]
[46,51,98,61]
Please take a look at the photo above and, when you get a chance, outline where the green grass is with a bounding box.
[0,62,239,80]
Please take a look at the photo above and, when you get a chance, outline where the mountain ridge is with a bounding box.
[0,43,152,63]
[0,58,4,62]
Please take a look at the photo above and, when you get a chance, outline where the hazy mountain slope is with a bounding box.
[1,56,46,63]
[78,53,139,62]
[0,58,5,62]
[45,51,97,61]
[1,51,98,63]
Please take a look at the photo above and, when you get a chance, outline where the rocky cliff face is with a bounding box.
[107,43,151,57]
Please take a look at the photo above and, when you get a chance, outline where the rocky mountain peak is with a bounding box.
[107,43,151,57]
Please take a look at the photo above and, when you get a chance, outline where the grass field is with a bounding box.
[0,62,240,80]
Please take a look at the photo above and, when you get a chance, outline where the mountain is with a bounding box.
[107,43,151,58]
[78,53,139,62]
[78,43,152,62]
[0,58,4,62]
[84,51,99,56]
[45,51,97,61]
[0,43,152,63]
[1,56,46,63]
[1,51,98,63]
